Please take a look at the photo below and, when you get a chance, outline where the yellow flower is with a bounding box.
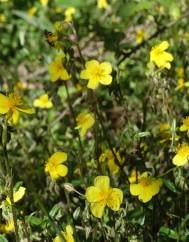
[150,41,173,69]
[27,7,37,17]
[75,112,95,137]
[0,92,34,124]
[175,78,189,91]
[0,218,14,233]
[136,29,145,44]
[40,0,48,6]
[64,7,76,22]
[85,176,123,218]
[130,172,162,203]
[0,14,6,23]
[6,186,26,204]
[172,143,189,166]
[53,225,74,242]
[45,152,68,180]
[99,148,123,174]
[33,94,53,109]
[128,168,142,183]
[180,117,189,135]
[97,0,109,9]
[48,55,71,82]
[176,67,184,78]
[80,60,112,89]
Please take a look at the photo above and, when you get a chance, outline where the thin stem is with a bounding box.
[2,121,20,242]
[100,219,107,242]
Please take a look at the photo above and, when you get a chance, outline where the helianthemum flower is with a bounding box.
[80,60,112,89]
[64,7,76,22]
[85,176,123,218]
[180,117,189,136]
[150,41,173,69]
[53,225,74,242]
[130,172,162,203]
[97,0,109,9]
[172,143,189,166]
[45,152,68,180]
[48,55,71,82]
[33,94,53,109]
[75,112,95,137]
[99,148,123,174]
[0,92,34,124]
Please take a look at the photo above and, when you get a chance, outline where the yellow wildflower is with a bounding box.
[99,148,123,174]
[53,225,74,242]
[6,186,26,204]
[80,60,112,89]
[75,112,95,137]
[180,117,189,135]
[0,218,14,233]
[150,41,173,69]
[136,29,145,44]
[33,94,53,109]
[65,7,76,22]
[40,0,48,6]
[176,67,184,78]
[45,152,68,180]
[97,0,109,9]
[172,143,189,166]
[48,55,71,82]
[175,78,189,91]
[130,172,162,203]
[0,92,34,124]
[0,14,6,23]
[27,7,37,17]
[85,176,123,218]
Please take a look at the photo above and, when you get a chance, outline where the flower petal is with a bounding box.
[107,188,123,211]
[90,201,106,218]
[85,186,101,202]
[130,183,141,196]
[49,152,68,164]
[87,78,99,89]
[94,176,110,190]
[0,93,10,114]
[100,62,112,74]
[99,75,112,85]
[57,164,68,177]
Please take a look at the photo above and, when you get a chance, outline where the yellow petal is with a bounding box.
[85,186,101,202]
[172,153,188,166]
[94,176,110,190]
[100,62,112,74]
[7,186,26,204]
[11,109,20,124]
[49,152,68,164]
[130,183,141,196]
[0,93,10,114]
[158,41,169,51]
[80,70,90,79]
[87,78,99,89]
[150,179,162,196]
[85,60,99,70]
[138,187,153,203]
[107,188,123,211]
[16,107,35,114]
[99,75,112,85]
[90,201,106,218]
[57,164,68,177]
[60,69,71,80]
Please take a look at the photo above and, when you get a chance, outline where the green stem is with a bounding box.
[2,121,20,242]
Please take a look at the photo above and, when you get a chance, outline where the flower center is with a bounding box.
[140,178,151,187]
[8,93,22,108]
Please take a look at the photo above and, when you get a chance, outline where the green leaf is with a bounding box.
[164,179,180,193]
[26,215,43,226]
[134,131,151,139]
[0,235,8,242]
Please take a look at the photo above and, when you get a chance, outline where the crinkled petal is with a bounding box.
[85,60,99,69]
[107,188,123,211]
[85,186,101,202]
[138,187,153,203]
[172,153,188,166]
[80,70,90,79]
[150,179,162,196]
[94,176,110,190]
[87,78,99,89]
[90,201,106,218]
[11,109,20,124]
[158,41,169,51]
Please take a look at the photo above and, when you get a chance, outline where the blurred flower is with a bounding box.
[175,78,189,91]
[150,41,173,69]
[176,67,184,78]
[172,143,189,166]
[75,112,95,137]
[97,0,109,9]
[40,0,48,6]
[0,14,6,23]
[53,225,74,242]
[14,81,27,91]
[55,7,64,13]
[64,7,76,22]
[45,152,68,180]
[0,92,34,125]
[136,29,145,44]
[48,55,71,82]
[85,176,123,218]
[99,148,123,174]
[6,186,26,204]
[180,117,189,136]
[129,168,143,183]
[33,94,53,109]
[27,7,37,17]
[0,218,14,233]
[130,172,162,203]
[80,60,112,89]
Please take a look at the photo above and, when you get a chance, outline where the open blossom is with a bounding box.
[0,92,34,124]
[33,94,53,109]
[150,41,173,69]
[97,0,109,9]
[130,172,162,203]
[40,0,48,6]
[45,152,68,180]
[64,7,76,22]
[85,176,123,218]
[6,186,26,204]
[75,112,95,137]
[180,117,189,136]
[80,60,112,89]
[172,143,189,166]
[0,218,14,233]
[48,55,71,82]
[53,225,74,242]
[99,148,123,174]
